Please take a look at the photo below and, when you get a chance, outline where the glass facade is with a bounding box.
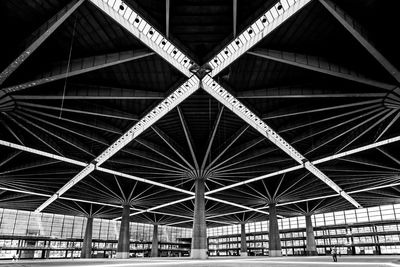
[207,204,400,256]
[1,204,400,259]
[0,208,190,259]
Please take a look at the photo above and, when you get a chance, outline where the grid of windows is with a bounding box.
[1,203,400,258]
[207,204,400,256]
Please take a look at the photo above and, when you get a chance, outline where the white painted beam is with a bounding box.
[202,77,361,208]
[209,0,312,77]
[89,0,193,77]
[206,135,400,196]
[35,76,199,212]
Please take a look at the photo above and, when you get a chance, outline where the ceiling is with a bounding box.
[0,0,399,228]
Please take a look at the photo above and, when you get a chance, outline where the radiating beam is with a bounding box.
[277,179,400,208]
[0,185,199,221]
[263,99,381,120]
[35,76,199,212]
[0,139,197,199]
[2,50,154,93]
[319,0,400,83]
[0,0,85,86]
[248,49,397,91]
[200,106,224,173]
[17,101,138,121]
[89,0,193,77]
[205,125,249,172]
[121,196,196,220]
[209,0,312,77]
[204,196,287,218]
[0,151,21,168]
[203,77,360,208]
[209,135,400,197]
[177,107,200,172]
[13,85,167,100]
[151,126,194,170]
[237,87,385,99]
[166,0,170,38]
[233,0,237,37]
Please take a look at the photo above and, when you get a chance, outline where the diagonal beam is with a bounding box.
[0,151,22,168]
[177,107,200,172]
[166,0,170,38]
[0,139,194,196]
[233,0,237,37]
[209,0,312,77]
[248,49,397,91]
[207,135,400,197]
[17,101,138,121]
[35,76,199,212]
[319,0,400,83]
[2,50,154,94]
[0,0,85,86]
[277,179,400,208]
[0,185,199,222]
[135,137,191,172]
[89,0,193,77]
[237,86,386,99]
[202,77,360,208]
[13,85,165,100]
[200,106,224,173]
[205,125,249,171]
[151,126,195,170]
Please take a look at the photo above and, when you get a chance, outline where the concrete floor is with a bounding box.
[2,256,400,267]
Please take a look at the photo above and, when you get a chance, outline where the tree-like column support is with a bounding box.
[151,224,159,257]
[269,203,282,257]
[116,204,131,259]
[191,178,207,259]
[81,217,93,258]
[240,222,248,256]
[305,213,318,256]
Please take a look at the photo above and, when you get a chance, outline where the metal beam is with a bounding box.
[200,106,224,173]
[13,89,165,100]
[233,0,237,37]
[205,125,249,172]
[151,126,195,170]
[248,49,397,91]
[237,87,386,99]
[277,180,400,208]
[2,50,154,94]
[319,0,400,83]
[177,107,200,172]
[207,135,400,197]
[0,185,199,222]
[166,0,170,38]
[0,0,85,86]
[17,101,137,121]
[35,76,199,212]
[89,0,193,77]
[202,77,360,208]
[0,139,195,196]
[209,0,312,77]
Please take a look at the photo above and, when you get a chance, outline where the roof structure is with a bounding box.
[0,0,399,228]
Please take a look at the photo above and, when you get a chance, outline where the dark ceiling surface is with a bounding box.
[0,0,399,228]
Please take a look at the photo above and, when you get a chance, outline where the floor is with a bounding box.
[2,256,400,267]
